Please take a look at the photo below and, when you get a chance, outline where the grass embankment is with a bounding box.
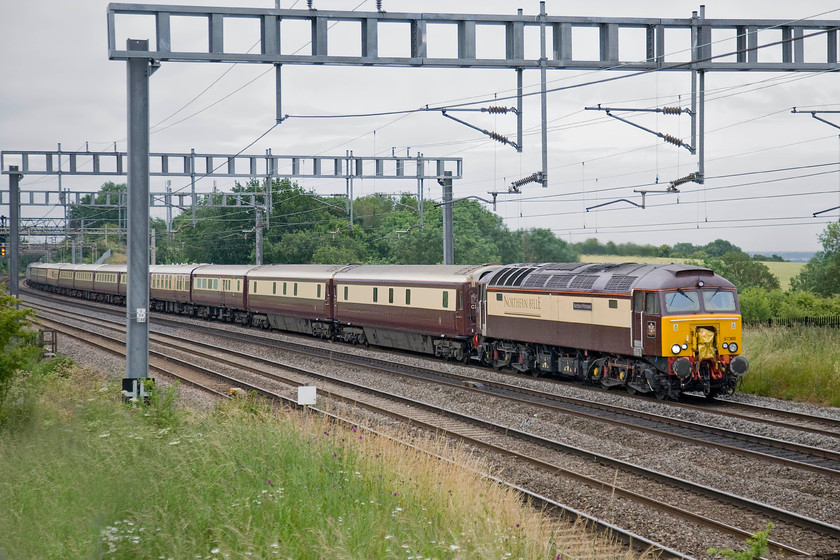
[0,362,644,560]
[742,326,840,407]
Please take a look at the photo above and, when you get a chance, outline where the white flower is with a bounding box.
[98,432,110,438]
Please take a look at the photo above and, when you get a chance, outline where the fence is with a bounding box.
[746,315,840,328]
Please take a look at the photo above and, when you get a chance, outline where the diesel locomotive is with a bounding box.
[26,261,748,399]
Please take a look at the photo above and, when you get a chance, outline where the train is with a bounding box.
[26,261,749,400]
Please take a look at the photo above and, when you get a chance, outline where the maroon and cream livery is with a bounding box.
[478,262,748,399]
[26,260,749,399]
[333,264,496,359]
[246,264,346,336]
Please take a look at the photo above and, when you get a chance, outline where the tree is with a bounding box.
[67,181,127,231]
[702,251,780,290]
[0,286,38,406]
[518,228,577,262]
[791,221,840,297]
[703,238,742,258]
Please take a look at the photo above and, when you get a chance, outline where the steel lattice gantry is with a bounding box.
[99,2,840,386]
[107,4,840,71]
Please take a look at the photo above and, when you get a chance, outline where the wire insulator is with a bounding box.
[376,0,382,11]
[661,106,683,115]
[307,0,313,8]
[489,131,511,144]
[511,173,539,188]
[670,172,700,188]
[662,134,683,147]
[485,106,509,114]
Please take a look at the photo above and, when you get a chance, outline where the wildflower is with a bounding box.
[98,432,110,438]
[267,479,274,487]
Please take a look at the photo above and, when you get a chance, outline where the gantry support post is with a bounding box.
[125,38,152,391]
[439,171,453,265]
[8,166,22,301]
[539,1,548,187]
[255,205,263,266]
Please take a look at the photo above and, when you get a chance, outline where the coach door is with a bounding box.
[632,290,661,357]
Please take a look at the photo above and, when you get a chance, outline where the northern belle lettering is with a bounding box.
[503,295,541,310]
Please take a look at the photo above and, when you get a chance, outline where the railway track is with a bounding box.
[25,294,840,558]
[29,307,684,560]
[23,285,838,445]
[47,298,840,476]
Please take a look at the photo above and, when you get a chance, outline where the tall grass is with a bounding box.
[0,364,647,560]
[741,326,840,407]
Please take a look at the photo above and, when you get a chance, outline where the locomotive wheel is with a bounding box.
[626,382,637,395]
[654,385,668,400]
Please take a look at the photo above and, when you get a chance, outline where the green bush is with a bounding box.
[739,287,840,323]
[0,286,40,409]
[708,523,773,560]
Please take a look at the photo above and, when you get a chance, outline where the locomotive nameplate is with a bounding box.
[488,290,631,328]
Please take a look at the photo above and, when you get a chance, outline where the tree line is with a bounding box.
[47,179,840,322]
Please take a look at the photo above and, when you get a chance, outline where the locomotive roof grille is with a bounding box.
[545,275,572,289]
[604,275,638,293]
[522,274,550,289]
[543,262,583,272]
[506,267,536,287]
[490,268,518,286]
[569,274,598,290]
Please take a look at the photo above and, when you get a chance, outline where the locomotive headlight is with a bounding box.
[722,342,729,349]
[681,344,688,350]
[728,342,738,353]
[671,344,682,355]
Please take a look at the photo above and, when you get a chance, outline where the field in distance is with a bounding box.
[579,254,804,289]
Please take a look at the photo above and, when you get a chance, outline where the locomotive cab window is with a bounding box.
[703,289,737,312]
[664,290,700,313]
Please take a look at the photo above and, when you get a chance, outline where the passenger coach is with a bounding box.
[332,264,497,360]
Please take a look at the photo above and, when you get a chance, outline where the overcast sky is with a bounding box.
[3,0,840,255]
